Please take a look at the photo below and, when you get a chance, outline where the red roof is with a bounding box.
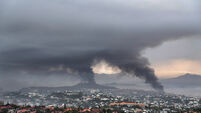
[17,109,29,113]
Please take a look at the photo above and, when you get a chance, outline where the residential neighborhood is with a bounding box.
[0,88,201,113]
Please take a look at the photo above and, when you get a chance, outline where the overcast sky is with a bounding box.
[0,0,201,90]
[143,37,201,78]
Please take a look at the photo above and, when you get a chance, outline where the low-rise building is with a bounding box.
[0,100,4,105]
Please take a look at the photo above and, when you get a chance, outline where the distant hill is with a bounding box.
[19,83,116,94]
[161,73,201,88]
[70,82,117,90]
[105,82,136,86]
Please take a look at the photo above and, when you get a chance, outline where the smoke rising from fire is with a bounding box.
[0,0,201,90]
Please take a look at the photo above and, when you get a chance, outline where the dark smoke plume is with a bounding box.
[0,0,201,90]
[93,51,164,90]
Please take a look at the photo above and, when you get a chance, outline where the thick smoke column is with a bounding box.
[0,0,200,90]
[92,51,164,90]
[118,62,163,90]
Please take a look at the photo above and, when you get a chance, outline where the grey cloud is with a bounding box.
[0,0,201,91]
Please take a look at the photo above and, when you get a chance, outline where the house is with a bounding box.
[0,100,4,105]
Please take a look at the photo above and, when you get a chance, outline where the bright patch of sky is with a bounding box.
[143,38,201,78]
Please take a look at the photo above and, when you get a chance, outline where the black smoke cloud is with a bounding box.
[0,0,201,91]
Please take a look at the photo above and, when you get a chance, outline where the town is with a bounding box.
[0,88,201,113]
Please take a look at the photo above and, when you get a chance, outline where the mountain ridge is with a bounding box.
[161,73,201,88]
[19,83,117,94]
